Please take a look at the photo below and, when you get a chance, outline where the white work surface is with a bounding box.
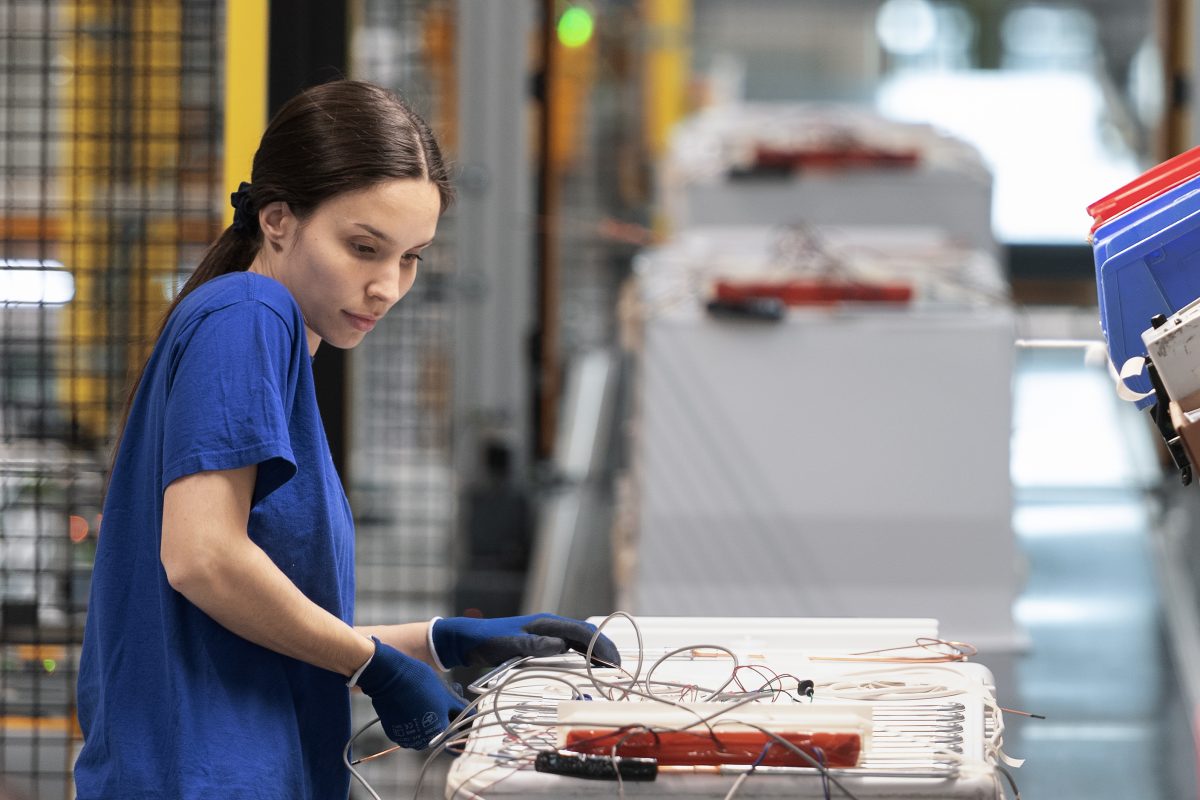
[444,617,1010,799]
[620,229,1020,649]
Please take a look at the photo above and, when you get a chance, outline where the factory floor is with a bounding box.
[1005,345,1196,799]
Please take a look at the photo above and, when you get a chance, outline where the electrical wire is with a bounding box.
[715,720,861,800]
[996,763,1023,800]
[810,637,976,663]
[372,654,968,797]
[365,642,788,796]
[720,742,774,800]
[586,610,643,700]
[345,613,1005,800]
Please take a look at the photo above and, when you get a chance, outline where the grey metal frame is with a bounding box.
[453,0,536,483]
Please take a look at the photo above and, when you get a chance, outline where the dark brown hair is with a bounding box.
[113,80,452,457]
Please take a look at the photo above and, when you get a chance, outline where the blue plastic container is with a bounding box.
[1094,172,1200,349]
[1097,186,1200,406]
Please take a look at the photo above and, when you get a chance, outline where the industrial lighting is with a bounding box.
[0,259,75,305]
[557,5,594,49]
[875,0,937,56]
[69,515,90,543]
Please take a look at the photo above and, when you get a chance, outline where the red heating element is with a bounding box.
[563,727,862,768]
[754,145,920,172]
[715,278,913,306]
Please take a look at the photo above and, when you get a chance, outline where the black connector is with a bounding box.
[705,297,786,322]
[534,750,658,781]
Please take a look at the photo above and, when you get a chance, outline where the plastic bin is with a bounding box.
[1094,173,1200,352]
[1096,193,1200,406]
[1091,147,1200,407]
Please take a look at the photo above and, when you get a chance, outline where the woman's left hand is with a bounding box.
[430,613,621,669]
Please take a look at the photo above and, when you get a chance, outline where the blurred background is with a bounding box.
[0,0,1197,797]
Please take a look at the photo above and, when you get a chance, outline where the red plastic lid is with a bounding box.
[1088,144,1200,235]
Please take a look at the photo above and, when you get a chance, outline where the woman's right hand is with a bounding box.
[355,636,469,749]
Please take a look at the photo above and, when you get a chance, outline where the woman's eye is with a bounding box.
[403,253,424,264]
[351,242,375,256]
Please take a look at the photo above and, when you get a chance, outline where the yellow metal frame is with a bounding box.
[0,716,80,735]
[642,0,691,159]
[55,2,269,441]
[642,0,691,237]
[61,1,187,439]
[224,0,270,225]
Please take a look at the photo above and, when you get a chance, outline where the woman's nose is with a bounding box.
[367,268,403,306]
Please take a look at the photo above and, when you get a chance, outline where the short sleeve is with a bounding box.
[162,300,298,505]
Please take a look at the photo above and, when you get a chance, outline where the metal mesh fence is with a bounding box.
[0,1,647,796]
[350,0,457,629]
[533,0,647,625]
[344,0,650,783]
[347,1,461,795]
[0,1,223,797]
[554,0,645,359]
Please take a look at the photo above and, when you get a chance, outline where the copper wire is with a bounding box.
[811,637,977,663]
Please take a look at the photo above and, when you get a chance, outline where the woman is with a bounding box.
[74,80,618,800]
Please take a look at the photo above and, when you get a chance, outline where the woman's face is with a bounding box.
[254,178,441,354]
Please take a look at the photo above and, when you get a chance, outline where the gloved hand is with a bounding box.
[356,636,469,750]
[431,613,621,669]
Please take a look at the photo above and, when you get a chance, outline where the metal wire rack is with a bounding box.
[346,0,652,794]
[0,2,651,797]
[348,1,461,795]
[0,1,223,797]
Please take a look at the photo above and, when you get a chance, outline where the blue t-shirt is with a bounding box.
[75,272,357,800]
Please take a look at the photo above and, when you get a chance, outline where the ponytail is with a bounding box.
[170,225,259,311]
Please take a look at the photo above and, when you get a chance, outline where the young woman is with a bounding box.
[74,80,617,800]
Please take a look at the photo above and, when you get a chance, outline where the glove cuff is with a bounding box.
[430,615,470,669]
[345,645,374,688]
[427,617,450,672]
[357,636,422,697]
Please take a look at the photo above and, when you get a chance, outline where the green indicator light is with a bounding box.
[557,6,594,48]
[43,658,57,673]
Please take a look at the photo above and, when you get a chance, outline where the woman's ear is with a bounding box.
[257,201,296,254]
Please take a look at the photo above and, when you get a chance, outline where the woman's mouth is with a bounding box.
[343,311,377,333]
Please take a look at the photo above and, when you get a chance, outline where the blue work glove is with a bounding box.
[431,613,621,669]
[356,636,469,750]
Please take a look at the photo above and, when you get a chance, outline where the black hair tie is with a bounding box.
[230,181,258,234]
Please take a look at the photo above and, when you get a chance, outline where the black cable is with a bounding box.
[997,763,1023,800]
